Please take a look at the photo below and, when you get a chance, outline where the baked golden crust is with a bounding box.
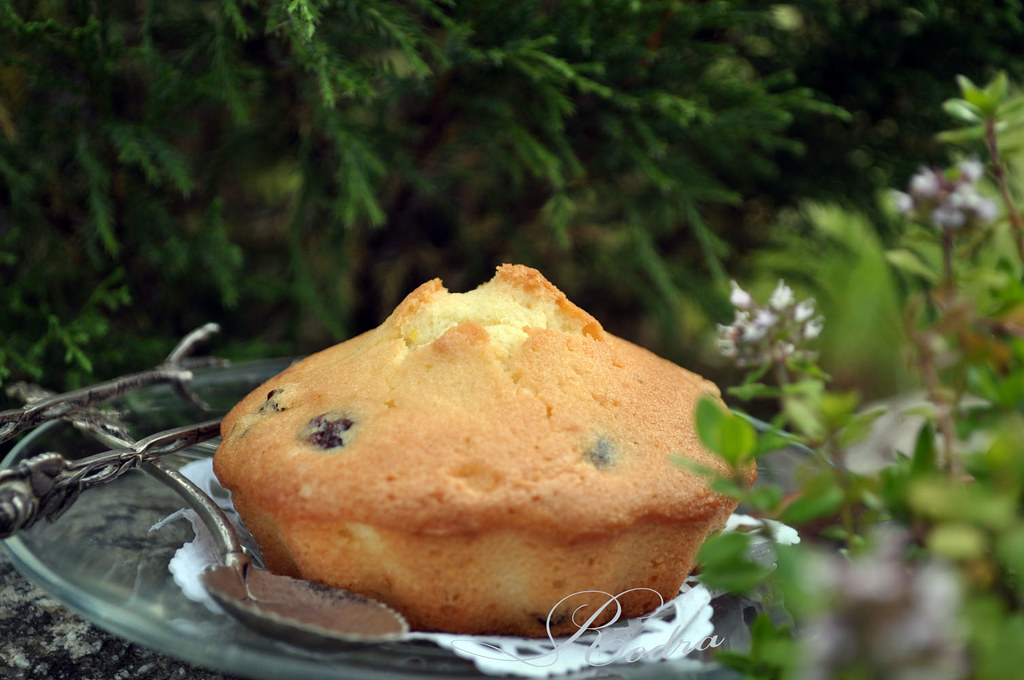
[214,264,754,636]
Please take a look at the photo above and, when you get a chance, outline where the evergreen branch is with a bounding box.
[503,122,568,187]
[361,5,433,78]
[327,120,388,227]
[628,220,685,323]
[682,201,730,285]
[539,192,576,249]
[45,314,94,376]
[286,0,324,40]
[107,123,195,196]
[299,36,377,106]
[75,131,118,258]
[208,16,253,125]
[222,0,255,39]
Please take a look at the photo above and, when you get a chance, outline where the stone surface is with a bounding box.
[0,547,242,680]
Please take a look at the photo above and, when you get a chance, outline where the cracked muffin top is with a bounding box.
[214,264,747,537]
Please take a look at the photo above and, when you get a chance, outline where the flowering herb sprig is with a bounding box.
[892,159,999,290]
[937,71,1024,264]
[892,159,998,231]
[886,74,1024,472]
[711,279,831,453]
[692,71,1024,680]
[716,280,823,376]
[700,270,970,676]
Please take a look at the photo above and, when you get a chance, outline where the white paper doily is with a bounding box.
[153,458,798,677]
[409,585,715,677]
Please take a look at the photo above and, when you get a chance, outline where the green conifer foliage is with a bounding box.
[1,0,835,392]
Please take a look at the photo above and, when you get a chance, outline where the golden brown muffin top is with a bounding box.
[214,264,750,537]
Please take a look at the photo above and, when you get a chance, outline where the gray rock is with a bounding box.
[0,548,242,680]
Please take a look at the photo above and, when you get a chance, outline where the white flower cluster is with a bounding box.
[892,159,999,230]
[716,279,823,369]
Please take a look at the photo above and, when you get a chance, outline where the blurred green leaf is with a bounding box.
[746,484,785,513]
[727,381,780,401]
[819,390,860,430]
[936,125,987,145]
[967,364,1024,410]
[780,471,844,525]
[928,522,988,560]
[943,98,984,124]
[714,612,795,677]
[956,74,985,105]
[696,397,726,448]
[996,95,1024,132]
[997,525,1024,573]
[720,417,758,463]
[886,248,940,283]
[785,356,832,381]
[997,525,1024,600]
[910,477,1017,530]
[696,532,772,592]
[780,381,826,441]
[966,597,1024,679]
[986,71,1009,108]
[837,404,886,448]
[696,396,758,464]
[956,72,1006,115]
[753,427,800,458]
[711,477,751,498]
[911,422,937,475]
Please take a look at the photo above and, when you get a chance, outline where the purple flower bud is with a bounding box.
[729,280,753,309]
[947,184,975,209]
[909,168,942,200]
[804,317,824,339]
[745,309,778,340]
[973,197,999,223]
[769,280,795,311]
[892,190,915,215]
[794,299,816,323]
[932,205,966,230]
[958,158,985,183]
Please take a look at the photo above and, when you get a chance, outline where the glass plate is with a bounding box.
[1,359,780,680]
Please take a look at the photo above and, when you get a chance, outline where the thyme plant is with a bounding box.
[696,72,1024,680]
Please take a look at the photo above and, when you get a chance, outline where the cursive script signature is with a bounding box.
[449,587,723,670]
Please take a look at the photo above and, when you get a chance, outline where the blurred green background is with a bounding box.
[3,0,1023,412]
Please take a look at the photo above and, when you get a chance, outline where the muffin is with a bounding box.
[213,264,754,637]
